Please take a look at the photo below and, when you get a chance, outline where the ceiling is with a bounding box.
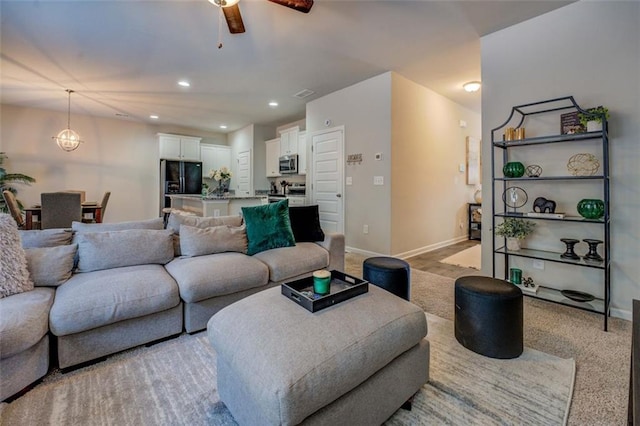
[0,0,572,133]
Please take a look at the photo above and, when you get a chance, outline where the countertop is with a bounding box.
[169,194,267,201]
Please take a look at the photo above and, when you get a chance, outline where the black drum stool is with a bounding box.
[363,257,410,301]
[454,276,523,359]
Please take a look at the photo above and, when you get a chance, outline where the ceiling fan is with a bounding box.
[209,0,314,35]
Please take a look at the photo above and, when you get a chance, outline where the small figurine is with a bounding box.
[533,197,557,214]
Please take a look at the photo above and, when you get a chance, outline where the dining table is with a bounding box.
[24,203,103,230]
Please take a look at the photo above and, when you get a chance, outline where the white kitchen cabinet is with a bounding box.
[158,133,202,161]
[201,144,231,178]
[297,131,307,175]
[279,126,299,156]
[265,138,281,177]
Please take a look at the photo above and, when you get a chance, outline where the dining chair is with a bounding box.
[99,191,111,220]
[2,190,25,228]
[40,192,82,229]
[81,191,110,223]
[64,190,86,203]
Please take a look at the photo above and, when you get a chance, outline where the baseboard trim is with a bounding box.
[610,307,632,322]
[393,236,469,259]
[346,236,470,260]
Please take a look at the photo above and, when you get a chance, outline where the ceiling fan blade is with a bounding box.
[268,0,314,14]
[223,4,245,34]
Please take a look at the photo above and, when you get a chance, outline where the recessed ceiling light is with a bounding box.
[178,80,191,88]
[268,101,278,107]
[220,125,227,129]
[463,81,481,92]
[150,115,159,120]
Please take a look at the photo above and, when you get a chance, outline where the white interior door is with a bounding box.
[312,128,344,234]
[236,150,252,196]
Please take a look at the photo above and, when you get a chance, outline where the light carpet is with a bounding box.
[439,244,481,269]
[0,314,575,425]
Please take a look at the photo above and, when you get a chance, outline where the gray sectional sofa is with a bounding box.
[0,211,344,401]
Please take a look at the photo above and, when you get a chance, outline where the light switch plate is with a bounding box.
[346,176,353,185]
[374,176,384,185]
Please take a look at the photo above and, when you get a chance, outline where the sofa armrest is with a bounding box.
[315,233,345,272]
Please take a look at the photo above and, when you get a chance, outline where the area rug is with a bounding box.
[0,312,575,426]
[439,244,481,269]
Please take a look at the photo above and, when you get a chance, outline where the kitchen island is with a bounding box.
[169,194,267,217]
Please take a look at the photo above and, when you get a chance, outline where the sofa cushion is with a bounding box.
[179,224,247,257]
[289,205,325,242]
[253,242,330,282]
[242,199,296,256]
[0,213,34,298]
[71,217,164,232]
[20,229,73,248]
[76,229,174,273]
[0,288,55,359]
[25,244,77,287]
[50,264,180,336]
[165,253,269,303]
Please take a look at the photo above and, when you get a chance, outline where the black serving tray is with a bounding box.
[281,270,369,313]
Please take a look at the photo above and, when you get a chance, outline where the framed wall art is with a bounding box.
[466,136,481,185]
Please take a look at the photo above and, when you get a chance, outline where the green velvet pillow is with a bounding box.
[242,199,296,256]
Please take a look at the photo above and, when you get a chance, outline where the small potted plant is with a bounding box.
[495,217,536,251]
[578,106,609,132]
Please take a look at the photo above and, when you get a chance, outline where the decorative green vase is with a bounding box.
[502,162,525,178]
[577,199,605,219]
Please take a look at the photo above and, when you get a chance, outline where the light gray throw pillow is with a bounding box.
[179,224,248,257]
[20,229,73,248]
[25,244,77,287]
[72,218,164,232]
[166,213,243,234]
[76,229,174,272]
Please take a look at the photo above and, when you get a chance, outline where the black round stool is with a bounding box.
[363,257,410,301]
[454,276,523,359]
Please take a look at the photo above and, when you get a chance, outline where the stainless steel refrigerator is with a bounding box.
[160,159,202,214]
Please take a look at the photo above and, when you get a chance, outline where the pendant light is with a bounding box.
[53,89,83,152]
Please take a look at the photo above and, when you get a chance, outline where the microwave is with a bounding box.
[279,154,298,174]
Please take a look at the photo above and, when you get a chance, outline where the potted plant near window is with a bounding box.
[578,106,609,132]
[0,152,36,213]
[495,217,536,251]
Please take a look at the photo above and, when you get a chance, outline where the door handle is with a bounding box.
[336,194,342,198]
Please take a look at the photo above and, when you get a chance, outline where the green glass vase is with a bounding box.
[577,199,605,219]
[502,162,525,178]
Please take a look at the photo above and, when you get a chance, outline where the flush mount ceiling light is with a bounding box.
[150,115,159,120]
[52,89,83,152]
[463,81,481,93]
[219,125,228,129]
[268,101,279,108]
[178,80,191,87]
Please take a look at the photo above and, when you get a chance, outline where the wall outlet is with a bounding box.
[533,259,545,270]
[363,224,369,234]
[374,176,384,185]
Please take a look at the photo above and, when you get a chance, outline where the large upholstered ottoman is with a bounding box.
[207,285,429,425]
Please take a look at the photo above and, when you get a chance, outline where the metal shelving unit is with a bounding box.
[491,96,610,330]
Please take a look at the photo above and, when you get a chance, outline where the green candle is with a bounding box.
[313,270,331,295]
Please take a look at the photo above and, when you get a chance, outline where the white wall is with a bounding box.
[227,124,277,194]
[307,73,393,254]
[391,73,481,256]
[480,1,640,318]
[306,72,481,256]
[1,104,227,222]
